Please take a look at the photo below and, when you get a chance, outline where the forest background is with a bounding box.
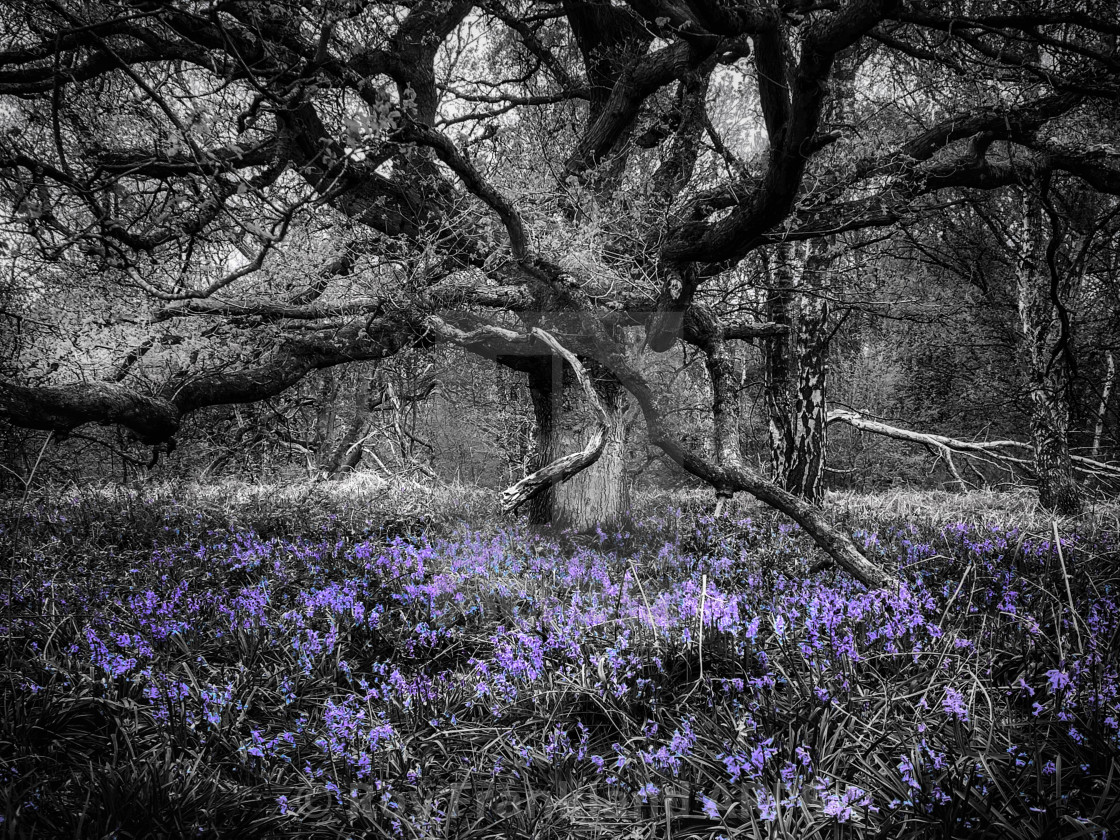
[1,0,1119,578]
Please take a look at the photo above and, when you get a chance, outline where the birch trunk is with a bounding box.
[763,241,834,503]
[1015,192,1082,515]
[1093,350,1115,457]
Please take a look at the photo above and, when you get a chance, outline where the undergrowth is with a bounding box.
[1,480,1118,838]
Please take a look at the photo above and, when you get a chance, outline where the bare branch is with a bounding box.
[828,408,1120,483]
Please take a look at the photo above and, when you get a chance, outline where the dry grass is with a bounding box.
[632,485,1120,534]
[15,479,1118,542]
[826,487,1120,533]
[10,474,497,537]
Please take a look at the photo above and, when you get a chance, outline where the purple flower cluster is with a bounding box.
[5,503,1119,836]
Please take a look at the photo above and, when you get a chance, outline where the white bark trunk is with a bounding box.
[1093,350,1115,457]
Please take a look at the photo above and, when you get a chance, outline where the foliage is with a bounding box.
[3,0,1119,514]
[2,483,1118,837]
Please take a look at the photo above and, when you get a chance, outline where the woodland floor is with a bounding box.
[2,479,1119,838]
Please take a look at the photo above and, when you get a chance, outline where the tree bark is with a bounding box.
[1027,393,1082,514]
[522,351,629,531]
[1093,350,1115,458]
[317,375,374,478]
[0,381,181,445]
[762,241,835,503]
[1015,191,1083,515]
[0,314,419,446]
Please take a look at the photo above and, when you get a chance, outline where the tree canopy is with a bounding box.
[2,0,1119,585]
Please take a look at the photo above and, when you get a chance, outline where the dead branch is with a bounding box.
[828,407,1120,484]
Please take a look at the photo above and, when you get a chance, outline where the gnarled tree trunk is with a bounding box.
[316,377,372,478]
[526,355,629,531]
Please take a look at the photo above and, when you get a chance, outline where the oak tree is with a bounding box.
[3,0,1120,585]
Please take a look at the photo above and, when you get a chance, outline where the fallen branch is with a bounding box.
[827,407,1120,483]
[561,331,898,589]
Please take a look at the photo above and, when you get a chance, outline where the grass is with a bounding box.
[1,479,1119,838]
